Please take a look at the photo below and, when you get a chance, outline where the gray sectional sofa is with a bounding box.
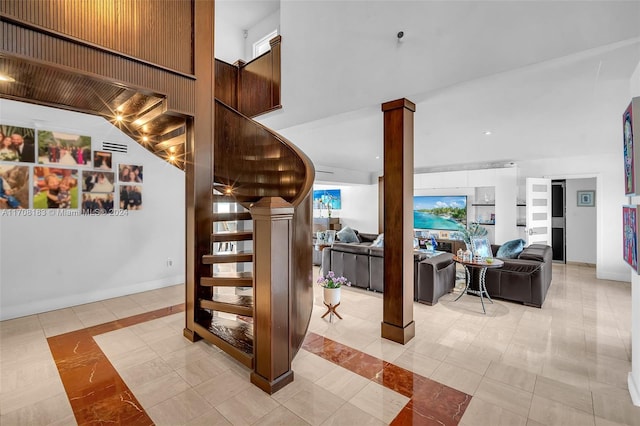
[320,232,457,305]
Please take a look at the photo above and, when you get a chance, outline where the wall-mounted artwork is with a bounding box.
[37,130,91,166]
[0,124,36,163]
[313,189,341,209]
[623,205,639,273]
[0,164,29,209]
[81,193,115,215]
[82,171,115,193]
[33,167,78,209]
[577,190,595,207]
[93,151,112,170]
[119,185,143,210]
[624,98,640,195]
[118,164,143,183]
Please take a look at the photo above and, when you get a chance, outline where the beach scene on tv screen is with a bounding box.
[414,195,467,231]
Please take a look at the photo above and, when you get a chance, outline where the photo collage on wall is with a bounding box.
[0,122,144,215]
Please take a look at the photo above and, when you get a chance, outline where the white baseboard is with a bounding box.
[597,270,631,282]
[0,275,184,321]
[629,372,640,407]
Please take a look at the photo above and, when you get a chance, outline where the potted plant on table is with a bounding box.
[317,271,351,306]
[458,223,488,249]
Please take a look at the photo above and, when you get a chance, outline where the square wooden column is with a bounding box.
[184,0,214,342]
[381,98,415,344]
[250,197,295,394]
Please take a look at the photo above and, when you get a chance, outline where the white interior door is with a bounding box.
[526,177,552,246]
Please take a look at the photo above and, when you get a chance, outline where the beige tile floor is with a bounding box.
[1,264,639,425]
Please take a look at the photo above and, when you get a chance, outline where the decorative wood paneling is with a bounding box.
[239,36,282,117]
[0,0,193,74]
[215,59,238,109]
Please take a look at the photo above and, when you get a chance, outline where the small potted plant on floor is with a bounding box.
[317,270,351,306]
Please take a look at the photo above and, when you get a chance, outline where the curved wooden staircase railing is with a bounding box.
[190,96,315,394]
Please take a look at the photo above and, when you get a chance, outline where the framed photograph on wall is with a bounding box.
[0,164,29,209]
[33,167,79,209]
[623,98,640,195]
[37,130,91,166]
[577,190,595,207]
[93,151,112,170]
[1,124,36,163]
[118,164,143,183]
[623,205,640,273]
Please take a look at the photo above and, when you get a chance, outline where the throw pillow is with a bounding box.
[371,233,384,247]
[471,237,492,258]
[337,226,359,243]
[496,238,525,259]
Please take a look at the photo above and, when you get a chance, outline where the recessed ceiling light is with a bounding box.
[115,114,123,122]
[141,136,149,142]
[0,73,16,82]
[169,155,176,162]
[375,156,380,159]
[484,130,492,136]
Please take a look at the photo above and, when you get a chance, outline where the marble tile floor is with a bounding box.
[1,264,639,425]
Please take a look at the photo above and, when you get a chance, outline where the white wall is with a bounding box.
[215,16,245,64]
[313,183,378,234]
[244,10,280,61]
[565,178,597,264]
[0,100,185,320]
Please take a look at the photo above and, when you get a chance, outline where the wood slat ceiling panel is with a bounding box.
[0,55,187,168]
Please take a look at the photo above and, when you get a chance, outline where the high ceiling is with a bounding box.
[233,1,640,181]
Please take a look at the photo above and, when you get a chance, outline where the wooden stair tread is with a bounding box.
[211,294,253,307]
[200,295,253,317]
[201,271,253,287]
[212,212,252,222]
[211,231,253,242]
[206,317,253,356]
[202,252,253,264]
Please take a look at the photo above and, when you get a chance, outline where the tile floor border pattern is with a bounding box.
[302,331,472,425]
[46,301,470,425]
[46,304,185,425]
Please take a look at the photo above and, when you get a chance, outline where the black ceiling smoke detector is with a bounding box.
[397,31,404,40]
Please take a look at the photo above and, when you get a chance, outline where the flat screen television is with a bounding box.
[414,195,467,231]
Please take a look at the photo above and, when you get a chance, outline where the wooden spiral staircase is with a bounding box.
[186,37,316,393]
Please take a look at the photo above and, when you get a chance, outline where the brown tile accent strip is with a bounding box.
[47,304,185,425]
[303,332,471,426]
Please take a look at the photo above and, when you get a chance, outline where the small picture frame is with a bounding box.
[577,190,595,207]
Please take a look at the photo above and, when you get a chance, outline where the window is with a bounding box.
[252,29,278,59]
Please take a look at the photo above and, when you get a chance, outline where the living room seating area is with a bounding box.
[319,228,554,308]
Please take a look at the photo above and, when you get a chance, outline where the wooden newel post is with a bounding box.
[381,98,416,345]
[250,197,295,394]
